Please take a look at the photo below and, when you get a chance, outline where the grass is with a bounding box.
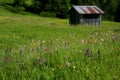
[0,1,120,80]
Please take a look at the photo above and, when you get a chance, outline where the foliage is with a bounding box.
[7,5,25,13]
[12,0,70,18]
[13,0,25,6]
[11,0,120,21]
[115,0,120,22]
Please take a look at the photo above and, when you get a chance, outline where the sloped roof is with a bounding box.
[72,6,104,14]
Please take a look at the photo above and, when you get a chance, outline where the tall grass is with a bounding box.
[0,7,120,79]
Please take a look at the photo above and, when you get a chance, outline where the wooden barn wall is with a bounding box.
[69,9,80,25]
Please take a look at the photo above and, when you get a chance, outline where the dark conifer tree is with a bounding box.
[115,0,120,22]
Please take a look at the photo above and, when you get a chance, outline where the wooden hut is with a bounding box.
[69,6,104,26]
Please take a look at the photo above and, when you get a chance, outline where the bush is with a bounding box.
[39,12,56,17]
[8,6,25,13]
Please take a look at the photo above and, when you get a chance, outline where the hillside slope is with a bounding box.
[0,1,120,80]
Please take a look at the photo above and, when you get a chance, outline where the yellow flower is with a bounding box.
[52,68,54,71]
[79,50,82,53]
[73,66,76,69]
[94,39,97,43]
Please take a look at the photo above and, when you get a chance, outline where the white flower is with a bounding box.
[81,39,84,44]
[95,32,98,36]
[100,42,102,45]
[105,33,109,37]
[66,62,70,68]
[101,38,104,42]
[43,40,46,43]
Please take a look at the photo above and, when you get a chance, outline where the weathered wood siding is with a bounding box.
[82,14,101,26]
[69,8,102,26]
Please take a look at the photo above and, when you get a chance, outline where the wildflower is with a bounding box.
[113,76,118,79]
[105,33,109,38]
[86,68,89,73]
[45,47,51,56]
[112,35,116,42]
[86,48,93,58]
[100,42,102,45]
[29,48,34,53]
[33,42,36,46]
[64,41,69,47]
[73,66,76,69]
[31,40,36,46]
[69,32,72,36]
[79,50,82,53]
[81,39,84,44]
[52,68,54,71]
[36,47,39,53]
[101,32,104,36]
[36,40,40,45]
[56,39,58,41]
[95,32,98,36]
[3,56,11,63]
[66,62,70,68]
[43,40,46,43]
[32,39,34,43]
[19,48,23,54]
[45,47,49,52]
[93,39,97,43]
[34,56,47,65]
[88,39,93,44]
[75,49,78,52]
[100,38,104,42]
[38,58,46,65]
[35,54,40,59]
[64,55,68,60]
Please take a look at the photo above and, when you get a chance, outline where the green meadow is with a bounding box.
[0,1,120,80]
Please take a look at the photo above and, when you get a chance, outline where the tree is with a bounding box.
[70,0,82,5]
[12,0,120,20]
[56,0,70,18]
[115,0,120,22]
[13,0,25,6]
